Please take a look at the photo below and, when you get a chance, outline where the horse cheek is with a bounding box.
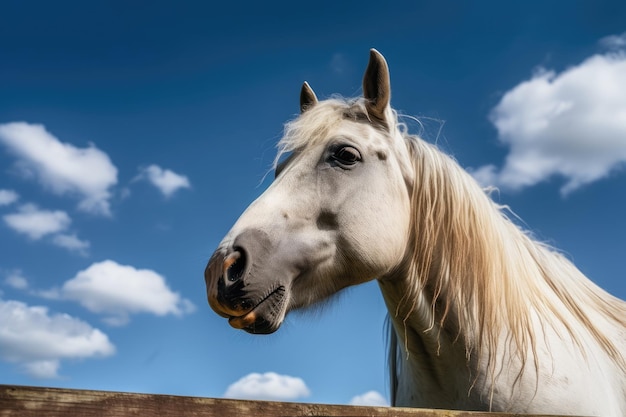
[340,187,410,280]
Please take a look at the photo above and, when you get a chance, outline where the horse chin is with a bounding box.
[237,316,282,335]
[227,285,287,335]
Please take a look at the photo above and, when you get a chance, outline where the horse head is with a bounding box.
[204,50,414,334]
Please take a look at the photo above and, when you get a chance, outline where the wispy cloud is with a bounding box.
[136,164,191,198]
[349,390,389,406]
[0,298,115,378]
[3,204,71,240]
[472,38,626,195]
[599,31,626,50]
[0,189,19,206]
[224,372,311,401]
[57,260,195,326]
[51,233,90,256]
[4,270,29,290]
[0,122,118,215]
[3,203,90,254]
[330,52,350,75]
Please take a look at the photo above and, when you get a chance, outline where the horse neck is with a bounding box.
[377,140,511,406]
[378,137,626,408]
[378,272,479,408]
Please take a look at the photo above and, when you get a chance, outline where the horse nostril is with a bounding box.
[224,247,247,282]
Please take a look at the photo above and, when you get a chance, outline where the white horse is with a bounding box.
[205,50,626,415]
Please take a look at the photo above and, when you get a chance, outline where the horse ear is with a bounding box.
[300,81,318,113]
[363,49,391,122]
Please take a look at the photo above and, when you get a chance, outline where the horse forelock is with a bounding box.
[274,97,401,169]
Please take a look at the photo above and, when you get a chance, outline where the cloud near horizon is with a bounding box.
[472,37,626,195]
[0,122,118,215]
[349,390,389,406]
[224,372,311,401]
[0,298,115,378]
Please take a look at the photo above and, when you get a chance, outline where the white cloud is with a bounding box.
[4,270,28,290]
[224,372,311,401]
[473,45,626,195]
[3,204,71,240]
[0,298,115,378]
[60,260,195,325]
[0,189,19,206]
[2,205,89,255]
[52,233,90,256]
[23,360,61,379]
[137,164,190,198]
[349,390,389,406]
[0,122,118,215]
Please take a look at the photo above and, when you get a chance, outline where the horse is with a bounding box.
[204,49,626,415]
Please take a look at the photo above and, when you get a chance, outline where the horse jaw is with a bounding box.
[205,218,336,334]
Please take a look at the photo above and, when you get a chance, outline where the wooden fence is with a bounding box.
[0,385,570,416]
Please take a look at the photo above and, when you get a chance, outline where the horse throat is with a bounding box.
[378,266,486,409]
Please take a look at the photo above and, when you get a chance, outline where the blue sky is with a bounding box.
[1,0,625,407]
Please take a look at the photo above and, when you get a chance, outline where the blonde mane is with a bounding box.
[278,97,626,385]
[402,133,626,382]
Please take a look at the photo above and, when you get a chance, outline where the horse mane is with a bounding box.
[401,131,626,384]
[277,97,626,396]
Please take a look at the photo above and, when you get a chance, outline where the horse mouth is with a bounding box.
[227,286,286,334]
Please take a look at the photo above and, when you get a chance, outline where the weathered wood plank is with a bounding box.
[0,385,570,417]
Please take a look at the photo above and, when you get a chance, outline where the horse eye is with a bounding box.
[332,146,361,166]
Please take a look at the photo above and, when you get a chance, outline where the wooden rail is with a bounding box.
[0,385,569,416]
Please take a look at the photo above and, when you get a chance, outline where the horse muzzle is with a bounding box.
[204,229,288,334]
